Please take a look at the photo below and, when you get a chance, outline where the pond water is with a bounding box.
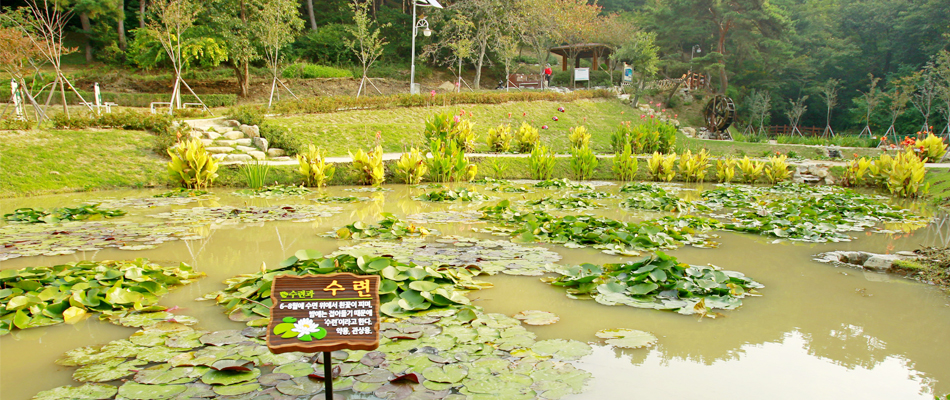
[1,183,949,400]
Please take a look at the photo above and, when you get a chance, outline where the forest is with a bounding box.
[1,0,949,135]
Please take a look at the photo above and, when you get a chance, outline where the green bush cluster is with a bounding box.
[774,134,878,148]
[226,105,265,126]
[610,120,676,154]
[551,70,621,87]
[0,118,35,131]
[281,63,354,79]
[260,122,305,156]
[50,110,174,133]
[42,90,237,108]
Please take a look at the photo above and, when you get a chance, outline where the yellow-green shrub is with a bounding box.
[349,145,385,186]
[716,157,737,183]
[297,144,335,187]
[515,122,540,153]
[764,154,791,184]
[647,152,676,182]
[569,126,591,149]
[612,143,638,181]
[570,145,598,180]
[486,124,513,152]
[917,133,946,162]
[394,147,428,184]
[842,157,871,187]
[677,149,710,183]
[885,149,928,197]
[167,138,219,189]
[529,145,556,180]
[737,156,765,184]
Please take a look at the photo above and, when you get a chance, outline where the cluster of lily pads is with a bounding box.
[151,205,342,224]
[36,306,595,400]
[3,204,127,224]
[331,214,435,240]
[533,179,593,190]
[479,200,721,256]
[0,221,204,261]
[417,189,492,202]
[153,188,210,198]
[544,252,763,316]
[330,236,562,276]
[620,184,706,213]
[234,185,312,198]
[0,259,204,335]
[522,197,601,211]
[312,196,370,203]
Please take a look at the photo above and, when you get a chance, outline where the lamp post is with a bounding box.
[411,0,442,95]
[688,45,701,90]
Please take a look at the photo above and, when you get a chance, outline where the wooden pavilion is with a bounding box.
[548,43,615,71]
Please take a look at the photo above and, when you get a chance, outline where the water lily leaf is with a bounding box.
[213,382,261,396]
[422,364,468,383]
[116,382,186,399]
[512,310,559,326]
[353,368,393,383]
[529,361,590,393]
[373,382,413,399]
[211,359,255,371]
[258,373,292,386]
[133,364,195,384]
[530,340,592,361]
[595,328,658,349]
[73,358,146,382]
[165,331,204,349]
[272,362,314,378]
[275,376,324,396]
[462,372,533,395]
[200,368,261,385]
[422,380,456,391]
[56,346,108,367]
[200,330,246,346]
[129,331,169,347]
[63,306,88,324]
[136,345,186,363]
[389,371,422,384]
[359,351,386,367]
[30,383,117,400]
[352,380,385,393]
[533,380,574,400]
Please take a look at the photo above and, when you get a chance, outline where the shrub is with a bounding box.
[0,118,35,130]
[551,70,619,87]
[917,132,946,162]
[484,158,508,178]
[529,145,556,180]
[610,121,633,153]
[425,111,477,152]
[515,122,540,153]
[424,112,454,143]
[167,137,219,189]
[394,147,428,184]
[570,146,598,180]
[486,124,513,152]
[349,145,385,186]
[677,149,710,183]
[764,154,791,184]
[716,157,737,183]
[288,24,353,65]
[297,143,335,187]
[426,139,475,183]
[737,156,765,184]
[260,122,305,156]
[227,105,265,126]
[647,152,676,182]
[884,149,928,197]
[281,62,353,79]
[612,143,638,181]
[842,157,871,187]
[568,126,591,149]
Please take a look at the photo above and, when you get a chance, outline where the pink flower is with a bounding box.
[650,115,655,119]
[661,109,666,112]
[674,114,678,118]
[453,115,460,123]
[640,115,645,119]
[430,90,436,97]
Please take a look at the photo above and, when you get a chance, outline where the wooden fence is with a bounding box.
[757,125,823,137]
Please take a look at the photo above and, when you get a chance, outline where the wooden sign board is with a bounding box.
[267,273,380,354]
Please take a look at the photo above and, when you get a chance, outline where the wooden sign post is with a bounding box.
[267,273,381,400]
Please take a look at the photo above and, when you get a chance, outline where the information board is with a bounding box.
[267,273,380,354]
[623,65,633,83]
[574,68,590,82]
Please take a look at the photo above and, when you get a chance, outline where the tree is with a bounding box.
[445,0,504,89]
[513,0,557,90]
[785,95,808,137]
[0,26,47,120]
[492,32,518,91]
[205,0,260,97]
[345,0,388,97]
[142,0,209,112]
[883,77,912,145]
[746,89,771,135]
[818,78,839,137]
[257,0,303,108]
[907,62,938,132]
[608,26,658,106]
[551,0,602,86]
[71,0,122,61]
[935,51,950,137]
[857,74,882,137]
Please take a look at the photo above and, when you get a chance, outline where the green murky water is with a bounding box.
[1,184,949,400]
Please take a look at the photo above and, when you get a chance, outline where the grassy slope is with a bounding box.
[270,99,631,156]
[0,129,166,197]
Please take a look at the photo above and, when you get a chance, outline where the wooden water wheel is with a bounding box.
[703,95,736,140]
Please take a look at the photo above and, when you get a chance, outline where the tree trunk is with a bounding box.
[474,47,486,90]
[719,66,728,95]
[305,0,317,31]
[118,0,127,50]
[233,62,250,97]
[139,0,146,29]
[80,12,93,63]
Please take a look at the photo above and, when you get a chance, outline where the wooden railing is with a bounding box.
[759,125,823,137]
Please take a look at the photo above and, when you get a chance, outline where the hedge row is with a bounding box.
[6,90,237,108]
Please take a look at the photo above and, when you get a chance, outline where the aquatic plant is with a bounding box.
[485,123,513,152]
[716,157,737,183]
[569,145,598,180]
[167,137,219,190]
[349,145,385,186]
[621,186,707,213]
[240,161,271,189]
[529,145,556,180]
[917,132,946,162]
[297,143,336,187]
[612,143,639,181]
[416,188,490,202]
[425,139,475,183]
[333,213,432,240]
[393,147,428,184]
[543,252,763,317]
[764,154,791,184]
[3,204,126,224]
[842,157,871,187]
[647,152,676,182]
[884,148,928,197]
[524,197,601,211]
[677,149,710,183]
[515,121,540,153]
[153,188,208,198]
[0,259,204,335]
[534,178,592,190]
[737,156,764,184]
[234,185,311,198]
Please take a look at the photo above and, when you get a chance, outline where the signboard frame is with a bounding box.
[574,68,590,82]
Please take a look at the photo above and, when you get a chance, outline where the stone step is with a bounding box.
[206,132,222,140]
[236,145,257,153]
[267,148,286,157]
[206,147,235,154]
[225,154,253,162]
[235,138,253,146]
[223,131,245,140]
[211,153,227,160]
[214,139,238,147]
[200,139,213,147]
[248,151,266,160]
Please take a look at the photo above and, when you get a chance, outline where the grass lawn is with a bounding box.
[677,133,885,159]
[0,129,167,197]
[269,99,632,156]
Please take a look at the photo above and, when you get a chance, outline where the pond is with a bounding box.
[1,182,949,400]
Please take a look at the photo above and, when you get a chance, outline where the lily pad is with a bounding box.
[200,330,246,346]
[422,364,468,384]
[201,368,261,385]
[73,358,146,382]
[276,376,325,396]
[259,373,292,386]
[272,362,315,378]
[133,364,196,384]
[213,382,261,396]
[512,310,559,326]
[529,340,592,361]
[595,328,658,349]
[116,382,186,399]
[31,383,117,400]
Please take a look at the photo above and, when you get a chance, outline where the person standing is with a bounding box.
[543,64,553,88]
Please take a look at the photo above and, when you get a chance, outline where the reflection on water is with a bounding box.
[1,184,949,400]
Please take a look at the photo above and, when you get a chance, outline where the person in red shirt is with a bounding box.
[543,64,553,88]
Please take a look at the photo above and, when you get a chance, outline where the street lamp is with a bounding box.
[411,0,442,95]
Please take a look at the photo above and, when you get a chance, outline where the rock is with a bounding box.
[792,172,804,184]
[271,156,293,161]
[826,147,842,158]
[240,124,260,138]
[236,145,257,153]
[224,131,244,140]
[252,137,269,152]
[896,251,917,257]
[206,132,221,140]
[236,138,253,146]
[211,153,227,160]
[267,148,286,157]
[226,119,240,127]
[248,151,266,160]
[823,175,835,185]
[863,254,900,271]
[224,154,253,162]
[200,139,213,147]
[214,139,238,147]
[205,147,235,154]
[680,127,696,137]
[188,131,202,139]
[438,81,456,91]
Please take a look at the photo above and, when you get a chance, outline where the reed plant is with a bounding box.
[240,160,272,189]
